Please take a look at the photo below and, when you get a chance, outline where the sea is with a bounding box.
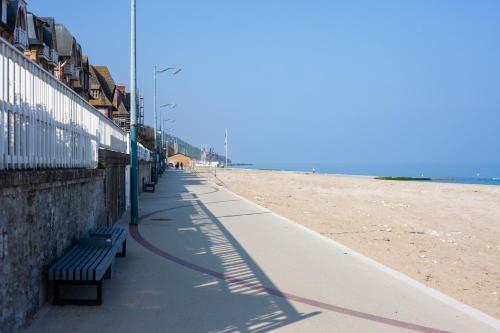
[231,162,500,186]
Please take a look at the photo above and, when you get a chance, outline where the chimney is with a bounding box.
[116,83,126,96]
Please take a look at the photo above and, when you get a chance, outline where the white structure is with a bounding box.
[0,36,128,170]
[137,142,150,162]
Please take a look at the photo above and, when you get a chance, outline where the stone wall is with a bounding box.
[0,150,129,332]
[99,150,129,223]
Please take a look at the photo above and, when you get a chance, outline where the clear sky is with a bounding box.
[31,1,500,164]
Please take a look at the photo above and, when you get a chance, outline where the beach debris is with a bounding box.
[383,238,391,242]
[385,228,392,232]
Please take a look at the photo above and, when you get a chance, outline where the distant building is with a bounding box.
[168,153,193,168]
[0,0,28,52]
[112,83,130,130]
[54,23,89,100]
[89,65,144,132]
[25,13,58,72]
[89,65,115,118]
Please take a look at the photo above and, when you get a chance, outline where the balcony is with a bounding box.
[39,45,50,61]
[14,28,28,50]
[49,49,59,65]
[72,67,80,80]
[64,62,75,77]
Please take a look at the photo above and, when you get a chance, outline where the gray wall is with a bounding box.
[0,150,129,332]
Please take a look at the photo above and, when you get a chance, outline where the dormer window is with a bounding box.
[91,89,100,99]
[1,0,7,24]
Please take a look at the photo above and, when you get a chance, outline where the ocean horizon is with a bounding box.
[231,162,500,186]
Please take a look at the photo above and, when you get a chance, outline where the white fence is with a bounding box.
[0,36,129,170]
[137,142,151,162]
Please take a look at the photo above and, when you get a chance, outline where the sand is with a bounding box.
[195,167,500,319]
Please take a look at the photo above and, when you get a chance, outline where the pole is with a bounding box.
[153,66,158,182]
[129,0,138,225]
[225,128,228,167]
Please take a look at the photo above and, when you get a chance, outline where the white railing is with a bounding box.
[0,36,128,170]
[14,28,28,50]
[50,49,58,65]
[137,142,151,162]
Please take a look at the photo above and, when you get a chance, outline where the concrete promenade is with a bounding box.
[27,170,500,333]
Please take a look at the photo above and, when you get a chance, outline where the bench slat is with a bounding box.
[82,248,110,281]
[94,241,123,280]
[91,250,112,281]
[49,246,81,280]
[69,247,100,280]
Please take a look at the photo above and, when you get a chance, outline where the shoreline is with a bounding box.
[227,167,500,187]
[196,167,500,319]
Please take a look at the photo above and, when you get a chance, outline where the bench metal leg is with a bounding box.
[117,239,127,257]
[53,280,103,306]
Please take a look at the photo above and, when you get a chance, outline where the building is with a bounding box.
[25,13,58,71]
[54,24,84,93]
[89,65,130,127]
[89,65,115,118]
[0,0,28,52]
[112,83,130,130]
[167,153,193,168]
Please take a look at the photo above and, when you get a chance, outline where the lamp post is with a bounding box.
[129,0,138,224]
[153,67,181,182]
[159,103,176,165]
[162,121,174,161]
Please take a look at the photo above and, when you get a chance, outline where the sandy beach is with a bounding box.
[196,167,500,319]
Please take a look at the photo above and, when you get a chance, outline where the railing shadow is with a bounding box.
[137,170,320,332]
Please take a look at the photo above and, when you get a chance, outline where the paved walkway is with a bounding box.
[27,170,500,333]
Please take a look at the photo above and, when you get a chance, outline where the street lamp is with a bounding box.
[130,0,138,224]
[159,103,176,170]
[153,67,181,182]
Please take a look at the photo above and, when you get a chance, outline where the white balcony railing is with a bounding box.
[50,49,58,65]
[0,35,130,170]
[39,45,50,61]
[14,28,28,50]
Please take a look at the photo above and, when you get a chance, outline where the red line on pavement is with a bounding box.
[130,224,452,333]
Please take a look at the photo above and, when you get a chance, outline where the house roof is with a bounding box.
[27,13,51,46]
[89,65,114,107]
[169,153,192,160]
[55,24,74,57]
[39,17,57,49]
[7,0,23,31]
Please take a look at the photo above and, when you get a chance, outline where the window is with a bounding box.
[91,89,100,99]
[1,0,7,24]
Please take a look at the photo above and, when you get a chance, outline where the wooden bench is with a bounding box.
[48,226,128,305]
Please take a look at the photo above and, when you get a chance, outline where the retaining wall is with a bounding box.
[0,150,129,332]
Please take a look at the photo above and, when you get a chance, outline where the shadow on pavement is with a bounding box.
[136,170,320,332]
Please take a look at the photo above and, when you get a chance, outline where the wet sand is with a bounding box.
[196,167,500,319]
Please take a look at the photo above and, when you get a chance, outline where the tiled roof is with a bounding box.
[89,65,113,106]
[55,24,74,57]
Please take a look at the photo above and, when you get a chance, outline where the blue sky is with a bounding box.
[31,1,500,164]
